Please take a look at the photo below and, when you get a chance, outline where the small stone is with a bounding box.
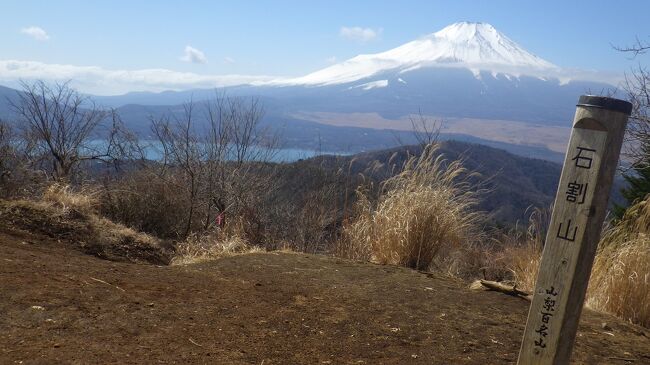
[30,305,45,311]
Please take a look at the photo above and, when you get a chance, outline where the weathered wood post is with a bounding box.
[517,95,632,365]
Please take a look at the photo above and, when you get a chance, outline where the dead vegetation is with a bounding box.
[170,214,269,265]
[587,196,650,327]
[338,144,483,271]
[0,80,648,332]
[492,200,650,329]
[0,184,168,265]
[493,206,550,292]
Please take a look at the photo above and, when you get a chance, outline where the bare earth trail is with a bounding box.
[0,231,648,364]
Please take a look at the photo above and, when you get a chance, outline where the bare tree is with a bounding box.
[409,109,441,147]
[0,121,16,191]
[0,119,49,197]
[148,92,281,240]
[392,109,442,148]
[203,92,280,228]
[10,81,125,179]
[613,39,650,166]
[622,66,650,161]
[151,101,206,238]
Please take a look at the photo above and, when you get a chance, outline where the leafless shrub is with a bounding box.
[100,92,282,245]
[99,169,190,239]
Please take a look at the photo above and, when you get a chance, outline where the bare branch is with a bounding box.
[9,81,114,179]
[613,36,650,58]
[409,109,442,148]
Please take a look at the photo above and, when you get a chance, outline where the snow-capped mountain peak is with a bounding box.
[272,22,558,86]
[426,22,556,68]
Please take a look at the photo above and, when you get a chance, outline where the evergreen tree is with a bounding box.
[613,141,650,219]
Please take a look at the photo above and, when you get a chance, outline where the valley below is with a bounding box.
[290,111,571,156]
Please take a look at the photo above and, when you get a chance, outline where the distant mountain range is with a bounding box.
[0,22,620,162]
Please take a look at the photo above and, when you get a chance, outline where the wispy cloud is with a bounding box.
[0,59,624,96]
[20,26,50,41]
[325,56,337,64]
[180,45,208,64]
[339,26,382,42]
[223,57,235,64]
[0,59,275,95]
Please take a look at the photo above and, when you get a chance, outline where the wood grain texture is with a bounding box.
[517,104,629,365]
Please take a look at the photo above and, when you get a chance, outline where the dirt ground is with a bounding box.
[1,230,649,364]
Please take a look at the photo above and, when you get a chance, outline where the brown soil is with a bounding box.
[1,230,648,364]
[0,200,171,265]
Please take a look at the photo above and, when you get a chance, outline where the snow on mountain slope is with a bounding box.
[349,79,389,90]
[270,22,558,86]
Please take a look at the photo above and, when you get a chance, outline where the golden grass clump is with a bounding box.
[340,144,483,271]
[42,183,99,215]
[587,197,650,328]
[498,240,542,292]
[496,200,649,328]
[171,215,263,265]
[171,232,261,265]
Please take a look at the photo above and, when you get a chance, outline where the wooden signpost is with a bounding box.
[517,95,632,365]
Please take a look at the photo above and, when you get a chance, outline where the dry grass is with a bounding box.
[43,183,100,215]
[497,199,650,328]
[496,207,549,291]
[498,241,542,292]
[0,183,168,265]
[171,232,262,265]
[171,215,265,265]
[99,172,193,239]
[587,197,650,328]
[339,144,483,271]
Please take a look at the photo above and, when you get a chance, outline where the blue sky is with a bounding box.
[2,0,649,94]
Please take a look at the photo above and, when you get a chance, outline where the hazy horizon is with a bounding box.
[2,0,649,94]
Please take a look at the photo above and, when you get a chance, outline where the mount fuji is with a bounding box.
[271,22,559,86]
[1,22,617,160]
[93,22,612,124]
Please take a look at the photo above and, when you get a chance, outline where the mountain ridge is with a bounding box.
[0,22,619,162]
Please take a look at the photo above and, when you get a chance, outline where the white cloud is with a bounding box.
[325,56,337,64]
[0,59,275,95]
[223,57,235,64]
[0,59,624,96]
[180,45,208,64]
[339,26,382,42]
[20,26,50,41]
